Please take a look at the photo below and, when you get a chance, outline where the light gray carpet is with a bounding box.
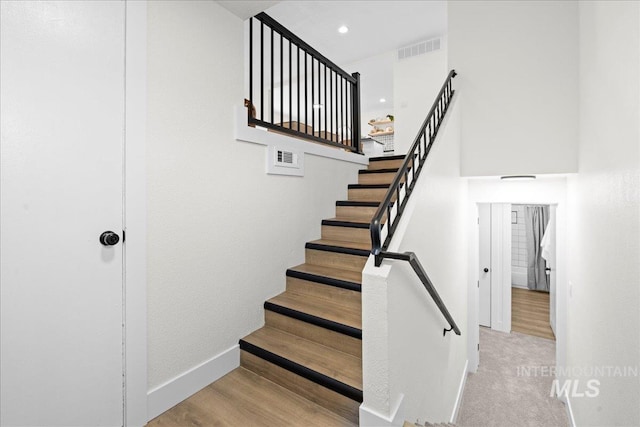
[457,327,569,427]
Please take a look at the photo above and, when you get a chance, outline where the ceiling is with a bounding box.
[218,1,447,113]
[217,1,281,20]
[263,1,447,66]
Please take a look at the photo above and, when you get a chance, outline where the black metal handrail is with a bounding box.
[248,13,361,153]
[381,252,461,336]
[369,70,460,337]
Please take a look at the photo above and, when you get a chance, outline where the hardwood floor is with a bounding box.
[511,287,555,340]
[147,367,356,427]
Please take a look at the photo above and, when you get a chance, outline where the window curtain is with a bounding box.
[525,206,550,291]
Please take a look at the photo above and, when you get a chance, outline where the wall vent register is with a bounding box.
[267,146,304,176]
[397,37,441,60]
[276,149,296,167]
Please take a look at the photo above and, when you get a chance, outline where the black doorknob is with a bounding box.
[99,231,120,246]
[483,268,489,273]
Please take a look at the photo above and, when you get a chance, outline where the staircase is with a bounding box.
[237,154,408,425]
[147,155,407,426]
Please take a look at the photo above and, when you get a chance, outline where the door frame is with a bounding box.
[468,196,566,379]
[124,1,147,425]
[477,204,491,328]
[489,203,512,333]
[477,203,558,334]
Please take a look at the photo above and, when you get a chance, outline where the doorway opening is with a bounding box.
[477,202,557,339]
[510,204,555,341]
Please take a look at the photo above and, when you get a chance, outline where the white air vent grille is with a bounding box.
[267,146,304,176]
[277,150,294,165]
[397,37,441,60]
[275,149,298,168]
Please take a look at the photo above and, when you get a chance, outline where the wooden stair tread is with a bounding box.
[307,238,371,252]
[241,327,362,391]
[148,367,356,427]
[289,263,362,286]
[268,291,361,331]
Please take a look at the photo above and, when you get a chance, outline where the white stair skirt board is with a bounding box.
[147,345,239,421]
[359,394,405,427]
[451,359,469,423]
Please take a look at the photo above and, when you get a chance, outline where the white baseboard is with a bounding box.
[563,393,577,427]
[359,394,405,427]
[147,344,239,421]
[451,359,469,423]
[511,284,528,289]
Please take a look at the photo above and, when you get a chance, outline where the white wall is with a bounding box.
[146,0,363,414]
[394,43,448,155]
[566,2,640,425]
[449,1,579,176]
[344,51,396,135]
[361,96,467,424]
[511,204,527,271]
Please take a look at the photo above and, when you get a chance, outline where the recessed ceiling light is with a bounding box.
[338,25,349,34]
[379,98,386,103]
[500,175,536,181]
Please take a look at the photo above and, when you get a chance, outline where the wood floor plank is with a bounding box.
[147,368,356,427]
[286,276,361,306]
[335,205,387,222]
[322,225,370,244]
[511,288,555,340]
[358,171,402,185]
[265,311,362,358]
[242,326,362,390]
[268,291,362,330]
[305,248,367,272]
[241,351,360,424]
[289,263,362,285]
[347,187,391,202]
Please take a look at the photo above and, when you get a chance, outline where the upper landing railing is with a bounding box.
[369,70,461,337]
[247,13,361,154]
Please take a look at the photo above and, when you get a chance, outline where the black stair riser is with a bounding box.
[305,242,369,257]
[369,154,405,162]
[358,168,402,175]
[368,153,418,162]
[286,269,361,292]
[321,220,370,229]
[336,201,379,207]
[240,339,363,402]
[264,301,362,339]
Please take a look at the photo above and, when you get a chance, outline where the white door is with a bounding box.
[478,204,491,327]
[548,206,557,334]
[1,1,125,426]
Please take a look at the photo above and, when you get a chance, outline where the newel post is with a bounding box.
[351,72,361,153]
